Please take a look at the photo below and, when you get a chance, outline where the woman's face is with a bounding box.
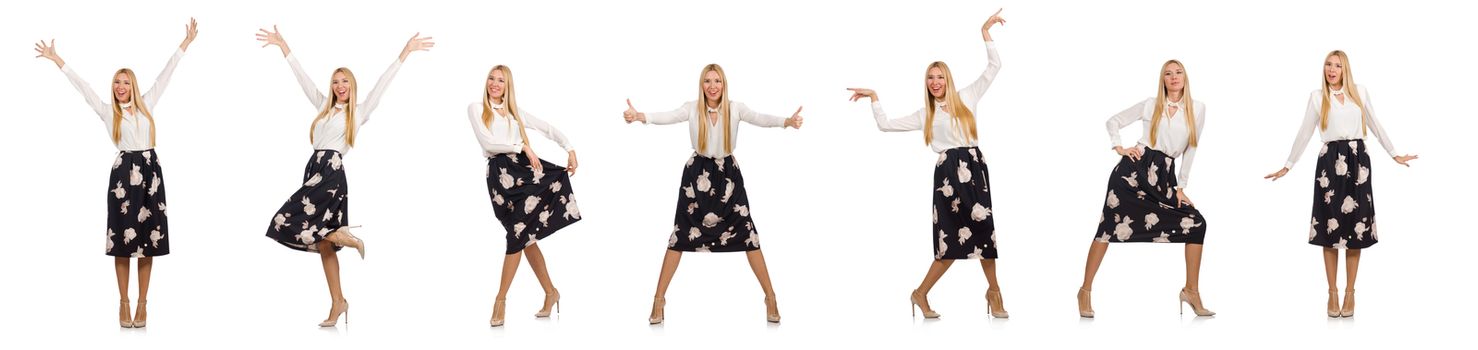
[702,70,724,104]
[1324,55,1344,87]
[926,67,947,99]
[487,69,507,102]
[331,72,351,102]
[1162,62,1185,95]
[112,72,132,103]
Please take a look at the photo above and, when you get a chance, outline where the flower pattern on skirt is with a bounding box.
[106,150,169,257]
[266,150,349,252]
[668,154,760,252]
[932,147,998,259]
[1309,139,1377,249]
[1094,148,1207,244]
[486,153,581,254]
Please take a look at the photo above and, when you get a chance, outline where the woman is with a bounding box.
[1076,59,1214,318]
[470,65,581,327]
[1264,50,1417,318]
[847,9,1010,319]
[256,25,433,327]
[622,64,804,324]
[35,18,197,328]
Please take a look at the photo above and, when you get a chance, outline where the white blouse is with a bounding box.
[871,41,1001,154]
[285,53,402,154]
[1283,86,1398,168]
[61,48,185,151]
[1105,98,1208,189]
[642,100,790,158]
[466,102,575,157]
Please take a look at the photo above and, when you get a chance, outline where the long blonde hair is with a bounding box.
[481,65,530,146]
[696,64,732,154]
[1149,60,1198,148]
[1320,50,1366,135]
[110,68,156,146]
[922,61,977,146]
[310,67,358,146]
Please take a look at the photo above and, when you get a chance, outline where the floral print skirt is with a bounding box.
[1094,148,1207,244]
[667,153,760,252]
[106,149,169,257]
[485,152,582,255]
[266,150,349,253]
[1308,139,1378,249]
[931,147,998,260]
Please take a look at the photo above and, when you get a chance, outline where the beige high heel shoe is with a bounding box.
[319,299,349,327]
[1178,288,1216,317]
[119,299,133,328]
[534,289,560,318]
[764,296,781,323]
[325,225,366,259]
[1077,288,1095,318]
[1327,289,1341,318]
[131,299,148,328]
[490,298,506,327]
[986,289,1009,318]
[648,297,666,325]
[909,289,941,319]
[1340,289,1355,318]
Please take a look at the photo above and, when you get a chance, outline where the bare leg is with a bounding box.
[981,259,1008,317]
[650,249,682,323]
[490,251,522,326]
[745,249,780,321]
[114,257,131,326]
[318,241,346,325]
[1342,248,1361,316]
[1323,248,1339,316]
[1181,243,1213,315]
[912,259,954,314]
[1078,241,1109,317]
[523,244,559,316]
[134,257,153,326]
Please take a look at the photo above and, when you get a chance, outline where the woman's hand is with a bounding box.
[566,150,579,176]
[1264,167,1289,181]
[179,17,198,52]
[785,106,805,129]
[623,99,645,124]
[399,32,434,61]
[34,39,64,69]
[1114,146,1142,162]
[523,144,543,173]
[1393,154,1419,167]
[256,25,290,57]
[847,88,878,103]
[981,8,1006,42]
[1175,189,1195,208]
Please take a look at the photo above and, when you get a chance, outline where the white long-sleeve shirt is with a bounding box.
[1283,86,1398,168]
[871,41,1001,153]
[1105,97,1208,189]
[643,100,789,158]
[466,102,575,156]
[61,48,185,151]
[285,53,402,154]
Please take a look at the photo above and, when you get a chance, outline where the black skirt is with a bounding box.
[932,147,998,260]
[106,150,170,257]
[1308,139,1378,249]
[486,153,582,254]
[667,154,760,252]
[1094,148,1207,244]
[265,150,349,252]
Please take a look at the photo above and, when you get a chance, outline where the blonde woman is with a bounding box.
[848,9,1009,319]
[471,65,581,327]
[35,18,197,328]
[1265,50,1417,318]
[256,25,433,327]
[1076,59,1214,318]
[622,64,803,324]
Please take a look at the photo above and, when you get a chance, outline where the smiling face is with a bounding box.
[926,67,947,99]
[702,70,724,105]
[1162,62,1186,96]
[331,71,352,103]
[1324,54,1344,88]
[112,72,133,103]
[487,69,507,103]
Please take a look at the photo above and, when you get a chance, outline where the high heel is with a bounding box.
[318,299,349,327]
[490,298,507,327]
[131,299,147,328]
[534,289,560,318]
[1178,288,1216,317]
[985,289,1009,318]
[1339,289,1355,318]
[119,298,133,328]
[764,296,781,323]
[1327,289,1341,318]
[648,297,666,324]
[1077,288,1095,318]
[909,289,941,319]
[326,225,366,259]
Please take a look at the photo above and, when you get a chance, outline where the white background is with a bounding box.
[1,0,1472,348]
